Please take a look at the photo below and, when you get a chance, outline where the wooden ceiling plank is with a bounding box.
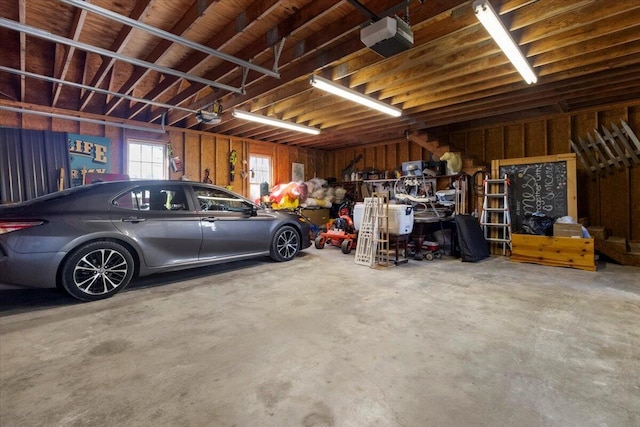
[518,0,639,43]
[409,65,640,126]
[18,0,26,102]
[364,0,632,99]
[165,0,407,125]
[386,19,640,107]
[52,6,88,107]
[346,0,569,90]
[80,0,154,112]
[378,14,640,108]
[172,0,467,127]
[271,88,323,116]
[127,0,288,120]
[105,0,219,116]
[190,2,496,132]
[166,0,457,126]
[404,62,640,123]
[159,0,348,125]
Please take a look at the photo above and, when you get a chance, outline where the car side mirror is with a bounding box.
[243,204,258,217]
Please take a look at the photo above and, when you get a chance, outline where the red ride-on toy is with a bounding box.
[314,215,357,254]
[407,240,443,261]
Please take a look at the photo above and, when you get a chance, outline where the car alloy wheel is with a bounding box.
[61,241,135,301]
[271,225,300,262]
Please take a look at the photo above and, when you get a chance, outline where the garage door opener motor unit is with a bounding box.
[360,16,414,58]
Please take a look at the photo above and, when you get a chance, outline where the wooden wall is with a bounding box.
[448,104,640,242]
[328,141,436,182]
[2,102,639,242]
[0,110,328,198]
[324,103,640,242]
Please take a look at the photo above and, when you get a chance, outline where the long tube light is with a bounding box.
[0,105,166,134]
[59,0,279,79]
[232,109,320,135]
[309,74,402,117]
[472,0,537,84]
[0,18,243,94]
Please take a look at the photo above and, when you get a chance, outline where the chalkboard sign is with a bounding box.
[492,154,577,233]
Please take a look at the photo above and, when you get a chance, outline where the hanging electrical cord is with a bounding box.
[473,170,489,198]
[404,0,410,24]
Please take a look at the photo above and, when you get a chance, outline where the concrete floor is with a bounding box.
[1,249,639,427]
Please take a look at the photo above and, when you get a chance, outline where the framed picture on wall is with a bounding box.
[292,162,304,182]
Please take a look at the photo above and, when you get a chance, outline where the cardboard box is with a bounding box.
[300,208,330,226]
[553,223,583,238]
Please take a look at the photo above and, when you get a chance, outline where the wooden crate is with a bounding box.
[511,233,596,272]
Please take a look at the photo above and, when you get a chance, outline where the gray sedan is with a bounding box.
[0,180,311,301]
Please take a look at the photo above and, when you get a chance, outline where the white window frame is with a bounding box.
[249,155,272,203]
[127,140,167,180]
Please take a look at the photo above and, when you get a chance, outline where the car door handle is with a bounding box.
[201,217,218,222]
[122,217,147,223]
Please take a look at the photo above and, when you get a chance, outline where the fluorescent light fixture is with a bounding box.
[309,74,402,117]
[472,0,537,84]
[232,109,320,135]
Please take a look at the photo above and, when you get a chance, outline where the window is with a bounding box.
[113,186,189,211]
[194,185,250,212]
[127,141,166,179]
[249,155,272,203]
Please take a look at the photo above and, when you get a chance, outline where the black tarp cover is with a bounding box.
[454,215,490,262]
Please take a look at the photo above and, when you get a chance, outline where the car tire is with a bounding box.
[61,241,135,301]
[270,225,300,262]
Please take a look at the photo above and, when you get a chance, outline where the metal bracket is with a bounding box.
[273,37,286,73]
[241,63,250,95]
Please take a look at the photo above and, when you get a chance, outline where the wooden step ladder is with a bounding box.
[480,175,512,255]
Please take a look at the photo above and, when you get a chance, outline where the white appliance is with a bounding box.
[360,16,414,58]
[353,202,414,235]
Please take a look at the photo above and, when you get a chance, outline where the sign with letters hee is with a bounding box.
[68,133,111,186]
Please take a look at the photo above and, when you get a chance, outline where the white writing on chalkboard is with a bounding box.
[499,161,568,232]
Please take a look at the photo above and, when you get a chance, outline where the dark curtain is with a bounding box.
[0,127,71,203]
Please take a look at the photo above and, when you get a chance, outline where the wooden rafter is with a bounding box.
[125,0,286,121]
[104,0,219,116]
[171,0,469,129]
[79,0,154,111]
[52,6,88,107]
[18,0,26,102]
